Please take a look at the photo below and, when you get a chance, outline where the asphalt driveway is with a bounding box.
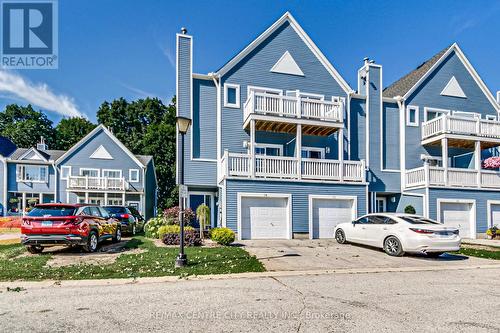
[239,239,498,271]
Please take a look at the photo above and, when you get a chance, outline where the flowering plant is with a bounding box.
[163,206,195,225]
[483,157,500,169]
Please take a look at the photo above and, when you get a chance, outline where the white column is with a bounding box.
[296,124,302,180]
[85,192,89,204]
[22,193,26,216]
[39,193,43,204]
[442,138,449,186]
[104,192,108,206]
[475,140,481,188]
[250,119,256,178]
[122,192,126,206]
[338,128,344,181]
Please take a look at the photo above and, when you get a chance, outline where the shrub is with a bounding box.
[162,229,201,246]
[486,226,500,239]
[404,205,416,214]
[210,227,235,246]
[158,225,194,239]
[163,206,195,226]
[144,217,168,238]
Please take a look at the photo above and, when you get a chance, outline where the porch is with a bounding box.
[405,166,500,188]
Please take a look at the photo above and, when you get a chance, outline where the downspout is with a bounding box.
[211,72,223,227]
[2,158,7,216]
[52,161,57,203]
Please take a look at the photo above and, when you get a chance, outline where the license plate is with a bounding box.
[41,221,53,227]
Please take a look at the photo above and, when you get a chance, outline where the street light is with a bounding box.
[175,116,191,268]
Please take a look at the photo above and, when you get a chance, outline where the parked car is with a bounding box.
[334,213,461,257]
[20,204,122,254]
[103,206,145,235]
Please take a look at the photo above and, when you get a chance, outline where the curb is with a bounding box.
[2,263,500,290]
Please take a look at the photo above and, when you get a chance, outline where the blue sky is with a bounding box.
[0,0,499,123]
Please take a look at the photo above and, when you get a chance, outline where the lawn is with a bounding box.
[0,236,264,281]
[456,247,500,260]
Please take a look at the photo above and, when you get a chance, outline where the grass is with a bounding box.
[456,247,500,260]
[0,236,265,281]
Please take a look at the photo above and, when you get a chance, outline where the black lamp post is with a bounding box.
[175,116,191,268]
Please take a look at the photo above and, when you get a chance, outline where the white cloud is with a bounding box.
[0,69,83,118]
[157,42,176,69]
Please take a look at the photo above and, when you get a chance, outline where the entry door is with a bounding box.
[240,196,289,239]
[376,198,386,213]
[439,202,473,238]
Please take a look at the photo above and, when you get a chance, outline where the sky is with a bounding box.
[0,0,499,123]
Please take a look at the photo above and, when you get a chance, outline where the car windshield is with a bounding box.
[400,216,439,225]
[28,206,76,217]
[104,207,126,214]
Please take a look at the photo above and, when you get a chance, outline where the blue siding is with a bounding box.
[7,163,56,193]
[382,102,400,170]
[349,97,366,161]
[192,79,217,160]
[225,179,367,233]
[397,194,424,215]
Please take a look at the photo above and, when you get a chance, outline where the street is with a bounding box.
[1,266,499,332]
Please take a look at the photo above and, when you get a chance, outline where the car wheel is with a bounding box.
[26,245,44,254]
[335,229,347,244]
[427,252,444,258]
[112,227,122,243]
[83,231,99,253]
[384,236,404,256]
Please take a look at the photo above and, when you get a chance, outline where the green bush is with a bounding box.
[404,205,416,214]
[144,217,168,239]
[486,226,500,238]
[210,227,235,246]
[158,225,194,239]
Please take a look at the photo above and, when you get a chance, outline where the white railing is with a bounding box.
[67,176,127,190]
[221,151,365,182]
[422,114,500,140]
[244,92,344,123]
[405,166,500,189]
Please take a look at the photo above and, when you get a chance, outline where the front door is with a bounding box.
[376,198,386,213]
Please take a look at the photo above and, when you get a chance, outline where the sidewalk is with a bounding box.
[462,238,500,248]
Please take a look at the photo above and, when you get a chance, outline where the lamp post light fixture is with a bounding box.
[175,116,191,268]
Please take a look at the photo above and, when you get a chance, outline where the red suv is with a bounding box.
[21,204,122,254]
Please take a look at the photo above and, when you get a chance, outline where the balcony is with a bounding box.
[67,176,128,191]
[422,114,500,148]
[221,152,365,183]
[243,92,344,136]
[405,166,500,189]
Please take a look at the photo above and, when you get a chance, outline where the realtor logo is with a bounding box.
[1,0,58,69]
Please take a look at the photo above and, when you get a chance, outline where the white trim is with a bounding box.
[102,169,122,178]
[486,115,497,121]
[308,194,357,239]
[223,83,240,108]
[188,191,216,228]
[60,166,71,180]
[192,73,211,80]
[440,76,467,98]
[423,107,450,122]
[301,146,325,159]
[55,124,145,168]
[216,12,352,94]
[129,169,140,183]
[487,200,500,228]
[365,65,370,167]
[247,85,283,96]
[89,145,113,160]
[406,105,419,127]
[452,110,480,118]
[253,143,283,156]
[18,147,49,162]
[237,192,292,240]
[79,168,100,177]
[436,198,476,239]
[15,164,49,183]
[270,51,304,76]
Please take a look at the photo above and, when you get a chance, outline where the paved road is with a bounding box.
[1,267,499,332]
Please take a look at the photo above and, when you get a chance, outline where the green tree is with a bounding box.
[54,117,96,150]
[0,104,55,148]
[97,97,177,210]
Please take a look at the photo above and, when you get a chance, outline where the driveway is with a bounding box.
[239,239,498,271]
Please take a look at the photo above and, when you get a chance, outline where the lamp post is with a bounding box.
[175,116,191,268]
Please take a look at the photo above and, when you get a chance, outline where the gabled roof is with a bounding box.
[55,124,146,168]
[0,136,17,157]
[9,148,65,161]
[215,12,353,94]
[383,43,499,112]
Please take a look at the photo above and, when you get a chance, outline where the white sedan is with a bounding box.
[334,213,461,257]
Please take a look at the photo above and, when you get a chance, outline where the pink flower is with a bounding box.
[483,157,500,170]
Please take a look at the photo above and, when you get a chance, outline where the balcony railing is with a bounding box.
[405,166,500,189]
[221,151,365,182]
[243,92,344,124]
[67,176,128,190]
[422,114,500,140]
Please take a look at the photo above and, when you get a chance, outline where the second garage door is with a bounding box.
[240,196,290,240]
[310,197,356,239]
[489,203,500,228]
[439,201,473,238]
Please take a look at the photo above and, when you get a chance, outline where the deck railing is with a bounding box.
[405,165,500,189]
[422,114,500,140]
[221,151,365,182]
[67,176,127,190]
[243,92,344,123]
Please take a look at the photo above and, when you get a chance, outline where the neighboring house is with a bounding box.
[176,12,500,240]
[0,125,157,220]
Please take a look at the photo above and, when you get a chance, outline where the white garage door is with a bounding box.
[439,202,473,238]
[311,198,355,239]
[240,196,289,240]
[490,204,500,227]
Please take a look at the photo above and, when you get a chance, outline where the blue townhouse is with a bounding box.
[177,12,500,240]
[0,125,157,220]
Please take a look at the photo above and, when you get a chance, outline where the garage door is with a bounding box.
[311,198,355,239]
[490,203,500,227]
[240,196,289,240]
[439,202,473,238]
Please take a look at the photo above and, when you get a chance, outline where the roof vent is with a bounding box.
[36,137,48,151]
[181,27,188,34]
[363,57,370,64]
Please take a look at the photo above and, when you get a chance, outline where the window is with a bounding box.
[301,147,325,159]
[406,106,419,126]
[424,107,449,122]
[89,206,101,217]
[16,165,48,182]
[254,144,282,156]
[129,169,140,182]
[80,168,99,177]
[103,169,122,179]
[60,166,71,180]
[28,206,76,217]
[224,83,240,108]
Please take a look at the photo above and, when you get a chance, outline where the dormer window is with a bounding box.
[224,83,240,108]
